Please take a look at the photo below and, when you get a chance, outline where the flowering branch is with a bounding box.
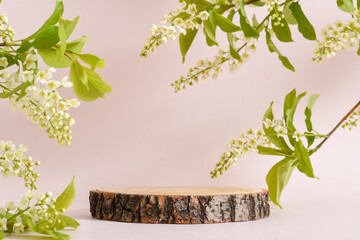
[0,1,112,239]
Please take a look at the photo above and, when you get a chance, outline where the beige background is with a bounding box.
[0,0,359,215]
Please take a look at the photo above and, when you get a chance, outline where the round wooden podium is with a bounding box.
[89,187,270,224]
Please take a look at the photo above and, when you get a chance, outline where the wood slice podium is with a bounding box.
[89,187,270,224]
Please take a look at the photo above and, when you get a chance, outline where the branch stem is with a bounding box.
[313,100,360,152]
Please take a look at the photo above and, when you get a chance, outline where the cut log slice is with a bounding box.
[89,187,270,224]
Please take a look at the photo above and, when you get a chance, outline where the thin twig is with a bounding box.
[314,100,360,152]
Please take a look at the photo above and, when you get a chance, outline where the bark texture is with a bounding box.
[89,187,270,224]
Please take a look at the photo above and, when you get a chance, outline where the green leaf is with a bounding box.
[305,94,320,132]
[251,1,266,6]
[212,10,241,32]
[257,145,293,156]
[286,117,297,147]
[227,10,241,60]
[358,0,360,9]
[0,231,3,239]
[283,89,306,123]
[265,31,295,71]
[73,60,88,90]
[294,141,316,178]
[263,102,292,152]
[17,40,32,53]
[304,94,319,147]
[28,221,49,235]
[85,67,112,94]
[289,2,316,40]
[357,44,360,55]
[58,214,80,229]
[32,26,60,50]
[79,54,105,70]
[65,36,90,54]
[70,65,111,101]
[305,131,315,148]
[283,3,297,25]
[55,176,76,211]
[0,82,31,99]
[38,36,89,68]
[238,0,259,39]
[203,10,218,47]
[179,29,198,63]
[266,157,299,208]
[182,0,212,11]
[25,0,64,41]
[271,10,293,42]
[58,16,80,61]
[337,0,356,12]
[47,231,71,240]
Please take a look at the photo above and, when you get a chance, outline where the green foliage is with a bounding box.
[238,0,259,39]
[55,176,76,211]
[227,10,241,60]
[16,0,111,102]
[0,82,31,99]
[182,0,212,11]
[337,0,356,12]
[295,141,316,178]
[180,29,198,63]
[266,157,299,208]
[262,102,292,152]
[265,30,295,71]
[261,89,325,207]
[305,94,320,147]
[203,10,218,46]
[289,3,316,40]
[58,16,80,60]
[79,54,105,70]
[57,215,80,230]
[70,63,112,101]
[283,3,297,25]
[28,221,71,240]
[37,36,89,68]
[212,10,241,32]
[283,89,306,123]
[271,10,293,42]
[25,0,64,41]
[32,26,60,49]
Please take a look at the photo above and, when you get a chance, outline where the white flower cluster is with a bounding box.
[342,105,360,130]
[211,128,270,178]
[171,38,256,92]
[0,48,81,146]
[0,10,14,42]
[264,117,304,141]
[267,0,285,27]
[0,141,66,234]
[0,191,63,234]
[314,13,360,62]
[141,2,210,57]
[0,141,39,189]
[0,143,64,234]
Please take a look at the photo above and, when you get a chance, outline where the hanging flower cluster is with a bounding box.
[211,128,270,178]
[171,37,257,92]
[0,10,15,42]
[314,11,360,62]
[0,141,78,236]
[0,48,80,146]
[140,2,210,57]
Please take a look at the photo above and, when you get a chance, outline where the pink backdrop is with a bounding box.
[0,0,359,213]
